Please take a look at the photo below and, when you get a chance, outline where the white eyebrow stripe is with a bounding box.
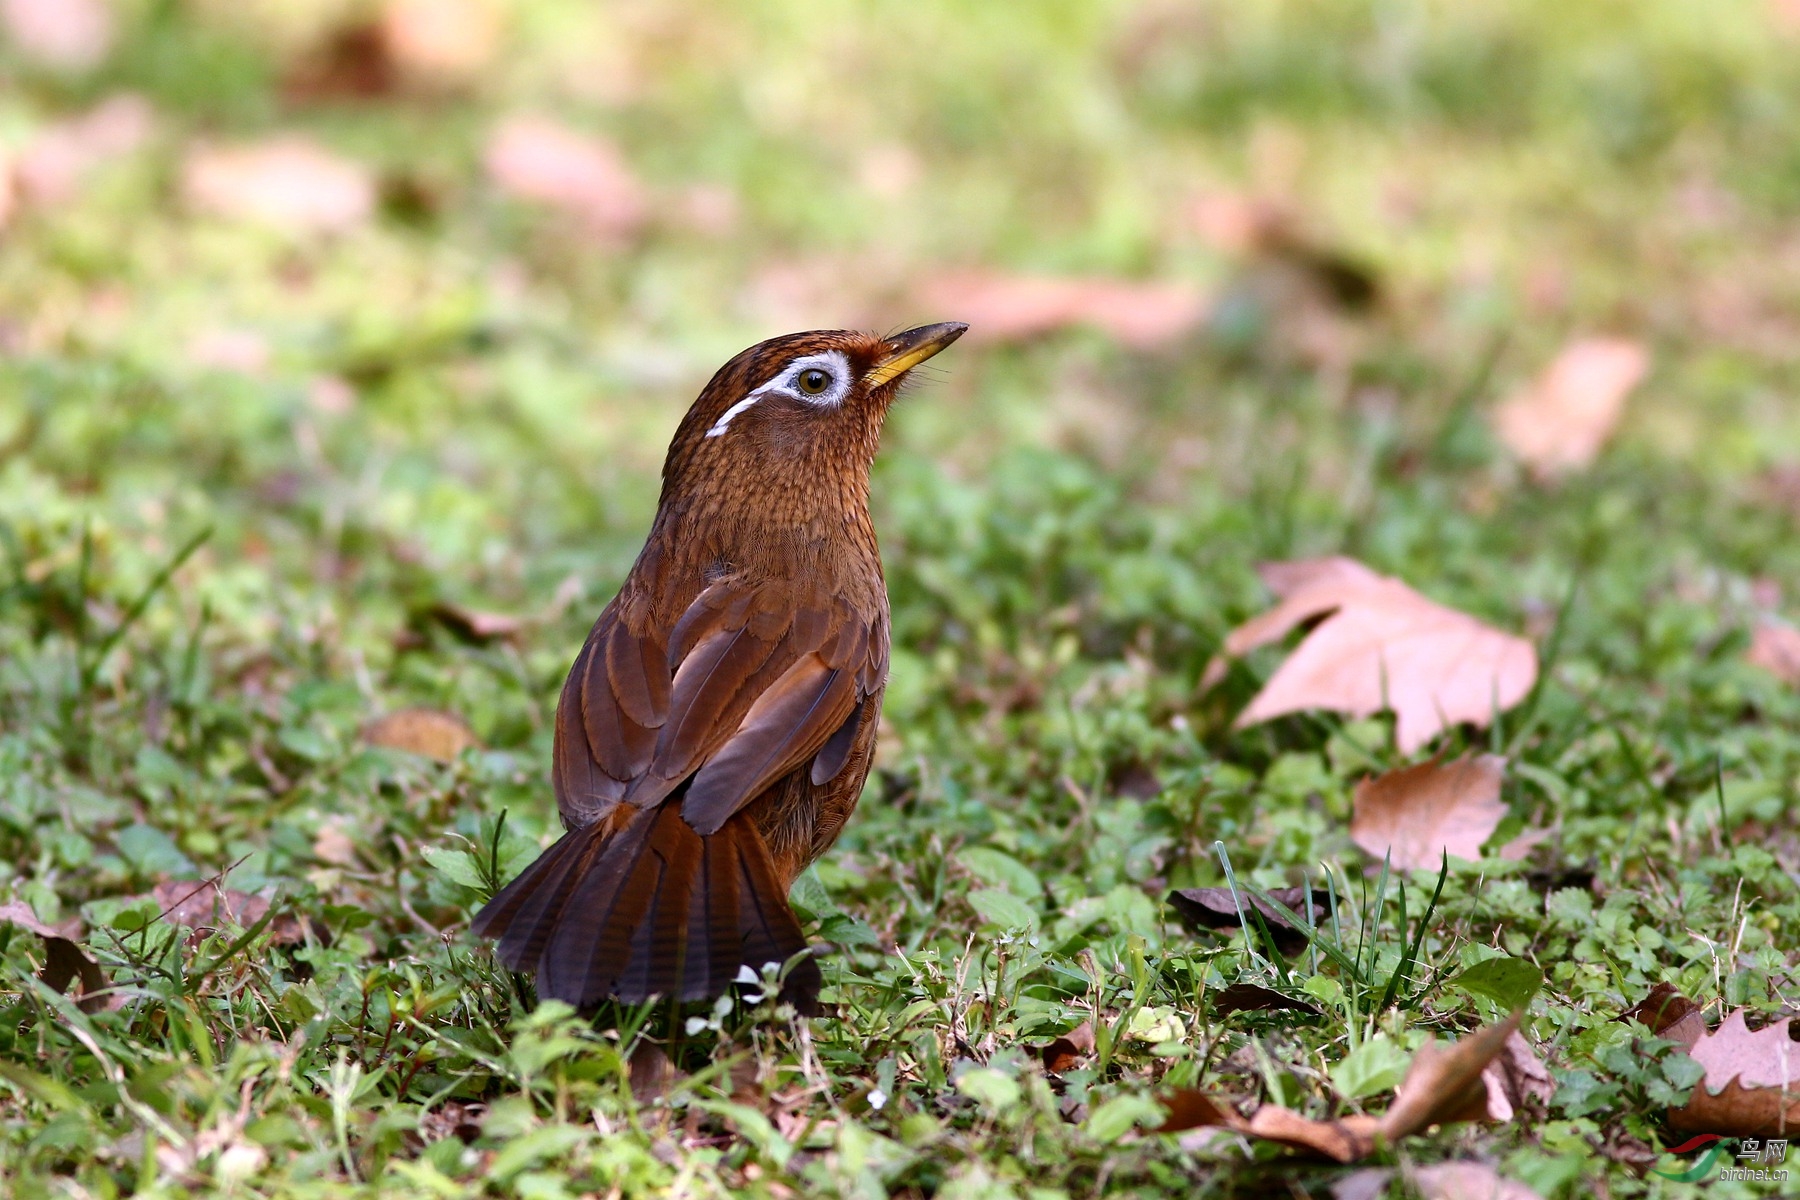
[704,394,764,438]
[702,350,851,438]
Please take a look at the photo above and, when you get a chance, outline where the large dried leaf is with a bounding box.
[364,707,480,762]
[1212,557,1537,754]
[1,0,112,71]
[1618,982,1706,1049]
[143,880,315,946]
[1670,1010,1800,1137]
[485,115,646,238]
[915,270,1208,349]
[1167,885,1329,952]
[0,900,113,1011]
[1350,755,1508,869]
[1160,1014,1523,1162]
[1747,620,1800,685]
[183,138,375,234]
[1479,1032,1553,1121]
[1212,983,1321,1017]
[1492,337,1649,478]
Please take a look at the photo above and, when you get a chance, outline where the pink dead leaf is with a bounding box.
[1,0,112,71]
[1493,337,1649,478]
[1479,1031,1554,1121]
[1747,620,1800,685]
[485,115,645,238]
[16,93,154,205]
[915,271,1208,349]
[1351,755,1508,869]
[188,329,272,376]
[184,138,375,234]
[1618,983,1707,1050]
[1670,1009,1800,1138]
[1159,1013,1523,1162]
[382,0,500,82]
[364,707,480,762]
[1213,557,1538,753]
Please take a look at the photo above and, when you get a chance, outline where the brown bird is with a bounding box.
[473,322,967,1013]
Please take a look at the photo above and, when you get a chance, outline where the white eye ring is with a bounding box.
[705,350,852,437]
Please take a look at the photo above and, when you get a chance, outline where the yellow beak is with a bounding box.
[865,321,969,389]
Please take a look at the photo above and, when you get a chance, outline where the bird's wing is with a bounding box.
[552,581,887,832]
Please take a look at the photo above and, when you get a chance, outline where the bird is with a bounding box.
[472,322,968,1015]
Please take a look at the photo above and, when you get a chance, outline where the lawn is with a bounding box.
[5,1,1800,1197]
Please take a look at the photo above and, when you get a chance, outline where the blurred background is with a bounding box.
[6,0,1800,923]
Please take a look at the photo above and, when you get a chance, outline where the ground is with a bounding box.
[4,1,1800,1197]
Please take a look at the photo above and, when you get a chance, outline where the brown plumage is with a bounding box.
[473,323,967,1013]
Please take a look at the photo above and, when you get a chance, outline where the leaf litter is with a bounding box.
[1350,754,1509,869]
[1206,557,1538,753]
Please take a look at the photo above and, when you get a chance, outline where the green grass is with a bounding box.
[6,0,1800,1196]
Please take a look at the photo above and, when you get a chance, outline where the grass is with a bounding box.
[5,0,1800,1196]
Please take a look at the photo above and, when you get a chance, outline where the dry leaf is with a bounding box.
[0,900,113,1011]
[1480,1032,1554,1121]
[1618,983,1707,1049]
[1747,621,1800,685]
[1496,825,1555,861]
[1493,338,1649,478]
[1331,1168,1393,1200]
[1670,1009,1800,1137]
[485,115,646,238]
[1212,982,1321,1017]
[1041,1021,1096,1074]
[382,0,499,81]
[312,819,359,866]
[1167,885,1329,952]
[146,880,315,946]
[915,271,1208,349]
[1413,1163,1544,1200]
[425,602,524,643]
[1160,1013,1523,1162]
[1,0,112,70]
[1350,755,1508,869]
[364,707,479,762]
[15,94,154,206]
[183,138,375,234]
[1211,556,1537,754]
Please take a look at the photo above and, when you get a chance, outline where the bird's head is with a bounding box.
[661,323,967,507]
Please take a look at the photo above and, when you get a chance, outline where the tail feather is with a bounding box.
[471,805,818,1013]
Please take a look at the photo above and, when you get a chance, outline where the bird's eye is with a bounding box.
[796,368,832,396]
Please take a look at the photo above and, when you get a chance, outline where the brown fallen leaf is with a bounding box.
[1670,1009,1800,1137]
[183,138,375,234]
[1160,1013,1522,1162]
[312,819,359,867]
[14,93,154,206]
[1617,982,1707,1049]
[1492,337,1649,478]
[364,707,480,762]
[147,880,315,946]
[1,0,112,71]
[0,900,114,1011]
[1212,982,1321,1017]
[1480,1031,1554,1121]
[485,115,646,239]
[1041,1021,1096,1074]
[1167,885,1329,952]
[1747,621,1800,685]
[424,602,524,643]
[1207,557,1538,754]
[1350,755,1508,870]
[914,270,1209,349]
[1496,824,1555,862]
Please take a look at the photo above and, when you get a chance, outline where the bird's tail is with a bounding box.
[471,804,820,1014]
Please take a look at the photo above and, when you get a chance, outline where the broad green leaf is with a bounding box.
[1330,1036,1410,1100]
[421,845,485,890]
[1085,1095,1164,1142]
[1451,956,1543,1010]
[968,888,1038,932]
[956,847,1043,898]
